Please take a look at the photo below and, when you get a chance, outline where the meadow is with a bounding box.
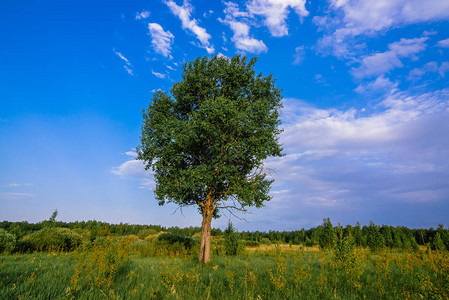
[1,236,448,299]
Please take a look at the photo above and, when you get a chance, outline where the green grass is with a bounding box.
[1,247,448,299]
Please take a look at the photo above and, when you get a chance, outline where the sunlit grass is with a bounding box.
[1,243,448,299]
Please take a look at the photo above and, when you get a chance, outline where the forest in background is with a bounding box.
[1,213,448,254]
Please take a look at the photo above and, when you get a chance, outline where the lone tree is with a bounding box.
[137,55,283,263]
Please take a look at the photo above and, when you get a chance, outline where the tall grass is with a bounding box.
[1,243,448,299]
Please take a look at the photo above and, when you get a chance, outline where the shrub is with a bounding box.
[0,228,16,254]
[245,240,260,247]
[157,233,195,249]
[21,227,83,251]
[260,238,272,245]
[304,237,314,247]
[137,228,158,240]
[151,233,198,256]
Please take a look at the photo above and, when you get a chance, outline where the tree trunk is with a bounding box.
[199,197,214,263]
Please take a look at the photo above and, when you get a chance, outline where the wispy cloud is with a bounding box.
[151,70,166,79]
[111,151,155,190]
[135,10,150,20]
[219,2,267,54]
[165,0,215,53]
[351,37,428,78]
[437,38,449,48]
[247,0,309,37]
[408,61,449,80]
[0,192,35,199]
[148,23,175,58]
[293,45,305,65]
[8,183,34,187]
[113,49,135,76]
[354,75,398,94]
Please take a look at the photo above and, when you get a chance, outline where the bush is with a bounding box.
[260,238,272,245]
[157,233,195,249]
[304,237,314,247]
[137,228,158,240]
[150,233,198,256]
[21,227,83,251]
[0,228,16,254]
[245,240,260,247]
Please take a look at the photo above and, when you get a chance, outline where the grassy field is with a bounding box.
[1,241,448,299]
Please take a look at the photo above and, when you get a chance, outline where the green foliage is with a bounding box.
[333,223,354,262]
[137,228,158,240]
[137,54,283,213]
[223,221,244,255]
[432,232,446,251]
[319,218,335,250]
[157,233,196,250]
[244,240,260,247]
[366,221,385,253]
[304,237,314,247]
[21,227,83,252]
[0,228,16,254]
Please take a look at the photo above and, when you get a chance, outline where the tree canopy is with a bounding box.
[137,55,283,262]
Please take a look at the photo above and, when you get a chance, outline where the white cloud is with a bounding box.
[351,37,428,78]
[437,38,449,48]
[111,151,147,178]
[247,0,309,37]
[265,88,449,220]
[152,70,166,79]
[148,23,175,58]
[112,151,155,190]
[408,61,449,80]
[165,0,215,53]
[330,0,449,37]
[220,2,268,54]
[355,75,398,93]
[113,50,135,76]
[135,10,150,20]
[293,45,305,65]
[316,0,449,57]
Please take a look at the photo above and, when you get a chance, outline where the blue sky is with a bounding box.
[1,0,449,231]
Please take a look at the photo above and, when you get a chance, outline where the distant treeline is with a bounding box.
[1,218,448,252]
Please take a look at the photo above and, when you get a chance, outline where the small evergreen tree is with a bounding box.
[353,222,363,247]
[432,232,446,251]
[223,221,243,255]
[319,218,335,250]
[333,223,354,262]
[367,221,385,253]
